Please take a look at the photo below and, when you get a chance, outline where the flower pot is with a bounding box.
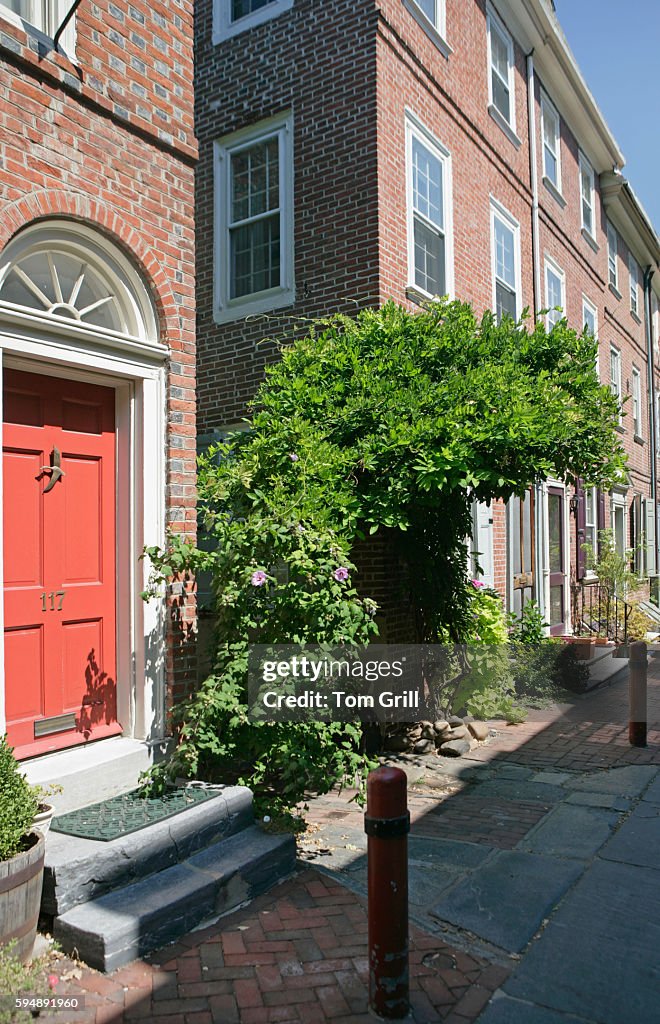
[0,832,45,963]
[32,803,55,837]
[570,638,595,660]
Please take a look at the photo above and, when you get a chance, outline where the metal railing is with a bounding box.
[571,580,631,644]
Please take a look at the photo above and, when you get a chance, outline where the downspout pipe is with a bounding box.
[53,0,83,51]
[526,52,542,318]
[643,265,658,583]
[526,51,547,625]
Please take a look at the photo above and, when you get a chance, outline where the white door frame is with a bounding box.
[542,479,571,634]
[0,307,168,747]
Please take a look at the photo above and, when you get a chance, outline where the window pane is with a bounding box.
[230,214,280,298]
[413,217,445,295]
[494,217,515,288]
[416,0,436,21]
[412,138,443,229]
[548,493,562,572]
[613,506,625,559]
[544,146,558,186]
[490,26,509,81]
[496,281,516,322]
[231,139,279,223]
[583,305,595,337]
[232,0,275,19]
[491,73,510,122]
[550,586,563,627]
[546,268,562,326]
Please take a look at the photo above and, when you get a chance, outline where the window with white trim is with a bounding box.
[541,92,561,192]
[632,365,642,437]
[214,113,294,323]
[545,258,565,329]
[585,486,598,569]
[610,344,622,424]
[491,201,520,322]
[406,115,451,299]
[0,0,75,49]
[410,0,445,35]
[487,6,515,131]
[607,221,618,289]
[579,152,595,238]
[629,256,639,316]
[583,296,598,375]
[213,0,293,43]
[611,492,627,567]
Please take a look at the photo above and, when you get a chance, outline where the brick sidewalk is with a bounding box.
[39,661,659,1023]
[43,871,508,1023]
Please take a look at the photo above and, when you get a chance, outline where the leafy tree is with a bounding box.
[143,300,625,815]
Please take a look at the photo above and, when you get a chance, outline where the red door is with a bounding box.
[3,369,120,759]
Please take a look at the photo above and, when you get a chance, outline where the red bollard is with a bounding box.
[365,766,410,1019]
[629,640,647,747]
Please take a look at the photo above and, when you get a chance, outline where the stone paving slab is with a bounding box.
[477,992,595,1024]
[563,764,657,796]
[503,859,660,1024]
[518,804,620,860]
[430,851,584,953]
[564,791,631,811]
[470,778,567,805]
[641,774,660,803]
[598,801,660,870]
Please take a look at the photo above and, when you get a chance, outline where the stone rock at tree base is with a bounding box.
[421,725,435,740]
[447,725,469,740]
[448,715,465,727]
[413,739,436,755]
[385,736,412,753]
[439,739,471,757]
[433,720,450,734]
[408,726,423,739]
[468,721,490,741]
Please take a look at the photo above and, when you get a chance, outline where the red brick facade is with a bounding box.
[0,0,197,741]
[196,0,659,635]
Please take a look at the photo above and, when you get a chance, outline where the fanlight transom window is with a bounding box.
[0,222,157,342]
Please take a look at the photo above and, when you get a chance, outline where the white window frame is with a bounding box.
[0,0,75,51]
[403,0,450,56]
[611,491,627,573]
[486,5,516,136]
[490,198,521,322]
[213,0,293,43]
[584,485,598,575]
[610,344,622,425]
[540,91,562,194]
[405,111,454,302]
[579,151,596,239]
[583,296,598,376]
[607,221,619,290]
[632,365,642,438]
[544,257,565,330]
[629,255,639,316]
[213,111,294,324]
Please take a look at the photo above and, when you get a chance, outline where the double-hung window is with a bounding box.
[607,221,618,290]
[610,345,622,424]
[629,256,639,316]
[583,297,598,375]
[487,6,516,133]
[406,115,452,299]
[214,0,293,42]
[579,152,596,238]
[491,201,519,322]
[541,92,561,193]
[545,258,565,330]
[214,112,294,322]
[632,366,642,437]
[584,487,598,569]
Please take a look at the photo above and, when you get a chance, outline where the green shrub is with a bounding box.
[0,737,37,862]
[0,942,51,1024]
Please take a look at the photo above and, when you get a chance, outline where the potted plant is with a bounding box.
[30,784,63,838]
[0,735,43,963]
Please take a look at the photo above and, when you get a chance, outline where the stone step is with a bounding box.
[583,651,629,692]
[53,825,296,972]
[23,737,162,814]
[42,785,253,916]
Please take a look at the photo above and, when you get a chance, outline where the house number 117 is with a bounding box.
[41,591,66,612]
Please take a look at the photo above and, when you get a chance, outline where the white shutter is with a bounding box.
[472,500,495,588]
[644,497,656,577]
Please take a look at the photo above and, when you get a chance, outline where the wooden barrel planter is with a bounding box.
[0,832,45,962]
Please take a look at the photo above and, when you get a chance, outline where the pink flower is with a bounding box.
[251,571,267,587]
[289,453,299,462]
[471,579,485,589]
[48,975,58,990]
[334,567,350,582]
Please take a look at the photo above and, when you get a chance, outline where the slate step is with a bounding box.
[53,825,296,972]
[583,651,628,691]
[42,785,253,916]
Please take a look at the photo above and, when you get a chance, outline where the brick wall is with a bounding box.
[0,0,198,706]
